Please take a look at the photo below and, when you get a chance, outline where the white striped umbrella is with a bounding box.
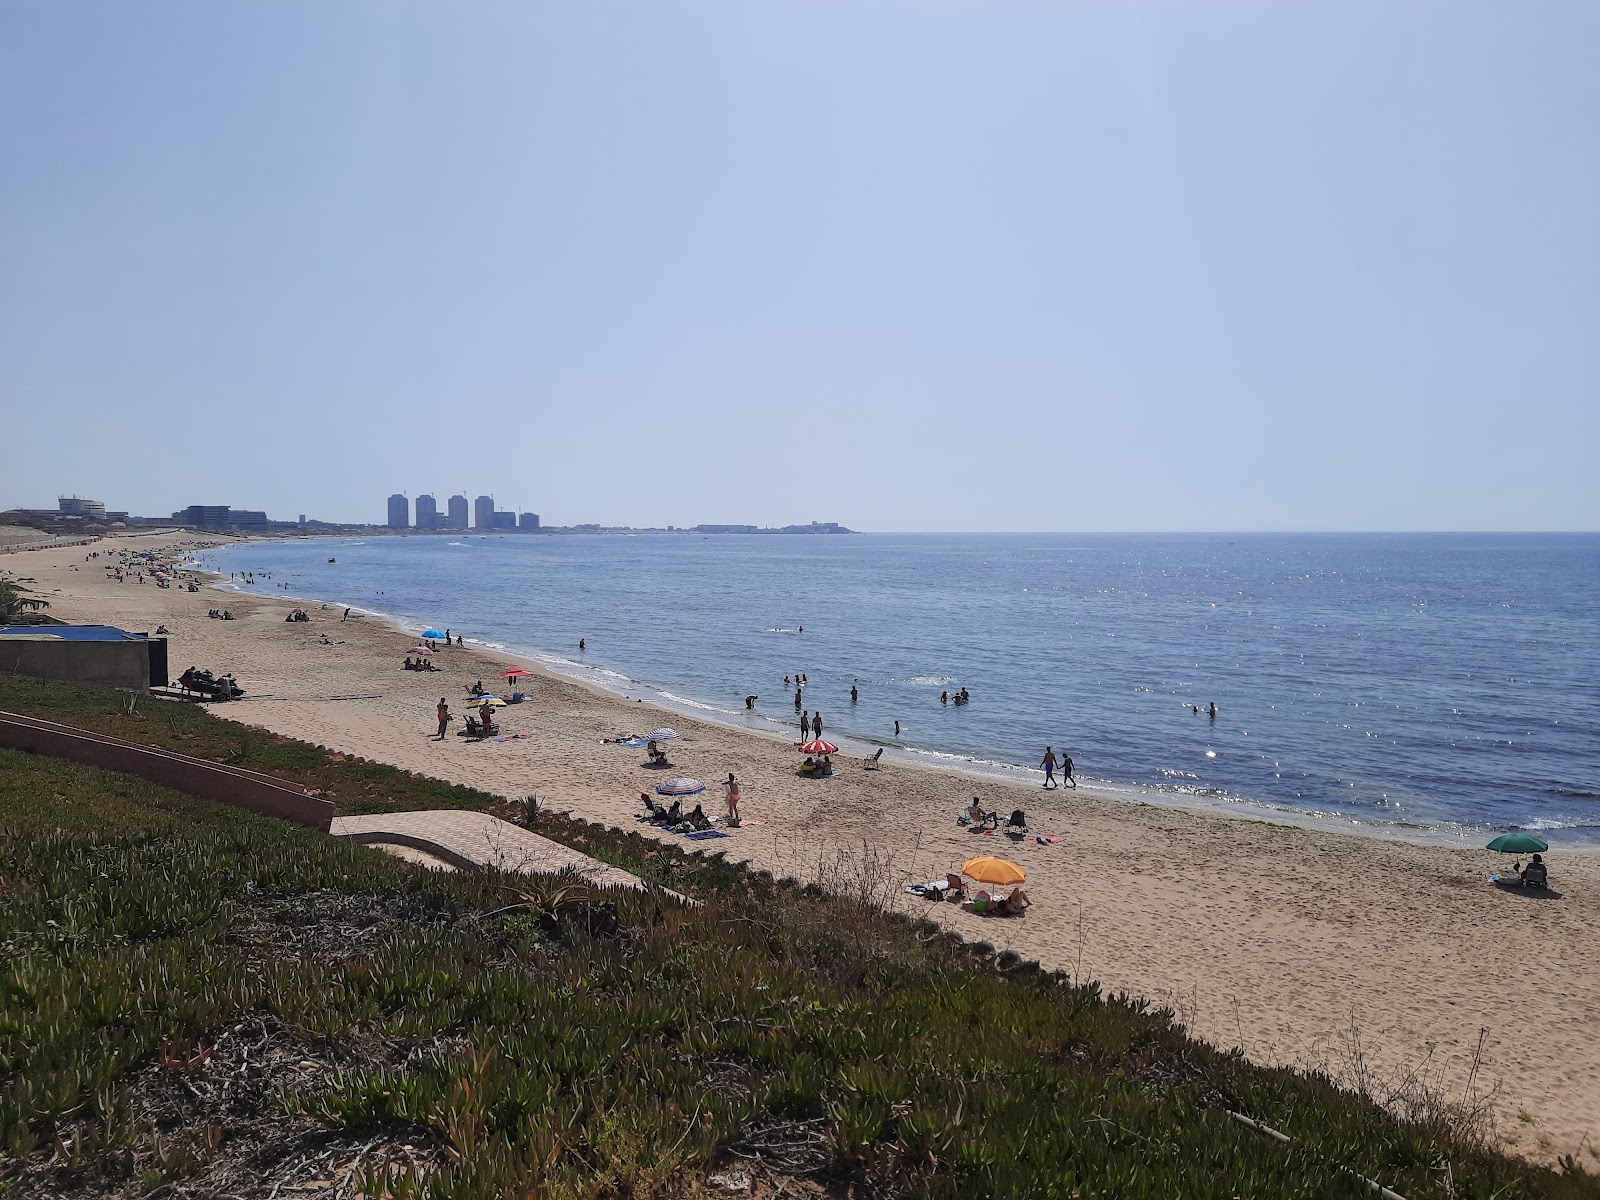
[655,777,705,796]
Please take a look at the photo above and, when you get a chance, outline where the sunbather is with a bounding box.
[996,888,1031,916]
[962,799,997,828]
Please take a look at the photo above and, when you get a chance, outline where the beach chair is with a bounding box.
[1005,810,1029,835]
[1523,861,1549,888]
[863,748,884,770]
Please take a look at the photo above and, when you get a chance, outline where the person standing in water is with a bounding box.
[1041,746,1059,789]
[794,687,803,710]
[812,711,823,738]
[1062,751,1075,788]
[850,684,858,703]
[800,709,809,738]
[579,638,586,651]
[894,720,900,736]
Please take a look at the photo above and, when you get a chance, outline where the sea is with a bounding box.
[202,532,1600,846]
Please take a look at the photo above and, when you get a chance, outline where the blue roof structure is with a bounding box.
[0,625,151,641]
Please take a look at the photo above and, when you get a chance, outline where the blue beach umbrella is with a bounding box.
[656,777,705,796]
[423,629,447,640]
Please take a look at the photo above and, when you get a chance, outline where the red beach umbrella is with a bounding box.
[500,668,530,679]
[799,738,839,755]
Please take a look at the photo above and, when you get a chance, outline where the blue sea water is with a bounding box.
[205,533,1600,844]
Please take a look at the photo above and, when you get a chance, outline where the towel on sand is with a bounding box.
[684,829,731,841]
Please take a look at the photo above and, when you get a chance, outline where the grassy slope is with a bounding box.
[1,677,1596,1198]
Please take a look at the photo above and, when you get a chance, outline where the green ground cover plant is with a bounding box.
[1,676,1596,1197]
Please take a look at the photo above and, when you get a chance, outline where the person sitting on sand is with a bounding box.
[800,755,817,773]
[996,888,1031,916]
[666,799,683,822]
[687,802,711,830]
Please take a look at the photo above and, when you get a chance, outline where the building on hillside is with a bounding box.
[57,497,107,517]
[474,495,494,530]
[414,494,439,531]
[387,494,409,529]
[518,512,540,530]
[446,494,469,529]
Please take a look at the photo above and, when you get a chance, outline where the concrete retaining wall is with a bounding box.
[0,639,152,690]
[0,711,333,831]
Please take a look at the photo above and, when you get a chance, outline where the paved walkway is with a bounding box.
[330,810,650,891]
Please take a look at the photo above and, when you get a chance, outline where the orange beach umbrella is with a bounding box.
[962,857,1026,886]
[500,668,530,679]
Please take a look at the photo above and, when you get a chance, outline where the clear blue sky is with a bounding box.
[2,2,1595,531]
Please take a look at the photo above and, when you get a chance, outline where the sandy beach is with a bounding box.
[9,530,1598,1164]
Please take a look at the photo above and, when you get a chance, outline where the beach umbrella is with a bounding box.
[647,728,681,741]
[465,696,507,708]
[408,646,435,655]
[798,738,839,755]
[1487,833,1548,854]
[656,777,705,796]
[500,668,530,679]
[962,856,1027,886]
[423,629,447,639]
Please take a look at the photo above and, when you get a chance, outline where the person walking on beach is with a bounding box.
[343,607,350,621]
[1041,746,1059,789]
[800,710,809,738]
[1062,751,1075,788]
[723,772,741,823]
[812,712,823,739]
[435,699,451,740]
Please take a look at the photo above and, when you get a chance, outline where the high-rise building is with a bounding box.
[446,494,469,530]
[519,512,540,530]
[490,511,516,530]
[387,494,409,529]
[473,495,494,530]
[415,494,439,530]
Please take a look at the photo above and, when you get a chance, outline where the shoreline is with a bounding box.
[201,556,1554,853]
[15,530,1600,1164]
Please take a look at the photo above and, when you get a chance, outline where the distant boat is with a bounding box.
[327,557,336,563]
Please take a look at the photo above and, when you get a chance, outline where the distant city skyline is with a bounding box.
[2,4,1596,531]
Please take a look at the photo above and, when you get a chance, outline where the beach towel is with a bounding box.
[905,880,950,898]
[684,829,731,841]
[620,738,648,747]
[1034,835,1063,845]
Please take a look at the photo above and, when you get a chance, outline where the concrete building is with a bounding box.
[387,494,409,529]
[489,511,517,530]
[57,497,107,517]
[446,494,469,530]
[414,494,439,531]
[518,512,541,531]
[0,625,168,690]
[474,495,495,530]
[172,505,267,531]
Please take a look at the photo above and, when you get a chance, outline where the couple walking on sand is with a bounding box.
[1040,746,1075,789]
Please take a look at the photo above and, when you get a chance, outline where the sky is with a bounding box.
[1,2,1596,532]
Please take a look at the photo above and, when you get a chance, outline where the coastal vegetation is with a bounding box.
[1,675,1596,1198]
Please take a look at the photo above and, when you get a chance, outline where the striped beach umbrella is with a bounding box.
[656,777,705,796]
[798,738,839,755]
[647,728,681,741]
[465,696,507,708]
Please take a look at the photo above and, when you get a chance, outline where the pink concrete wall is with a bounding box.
[0,712,333,832]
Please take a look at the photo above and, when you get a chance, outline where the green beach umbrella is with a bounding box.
[1486,833,1548,854]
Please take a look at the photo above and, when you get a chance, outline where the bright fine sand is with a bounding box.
[12,531,1600,1164]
